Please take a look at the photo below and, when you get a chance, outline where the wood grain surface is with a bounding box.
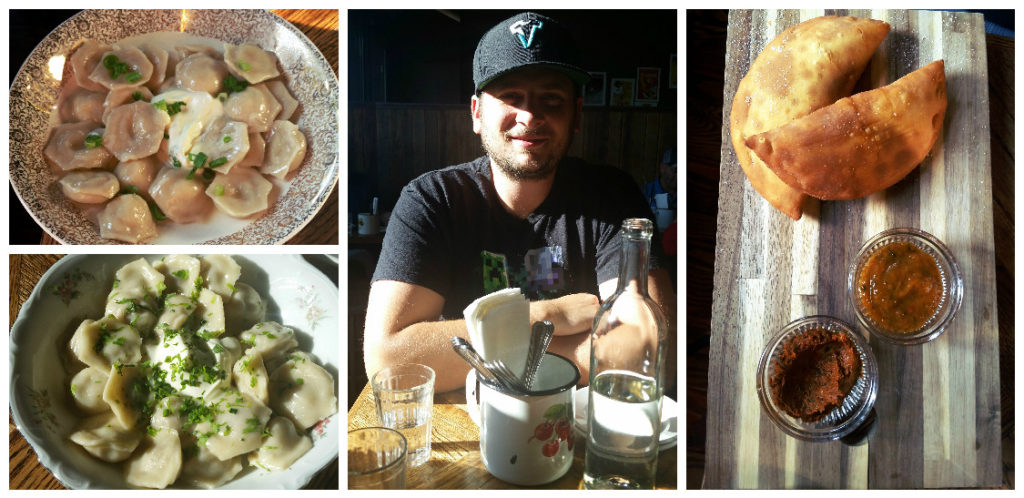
[348,382,678,489]
[704,9,1002,489]
[8,254,339,489]
[25,9,339,245]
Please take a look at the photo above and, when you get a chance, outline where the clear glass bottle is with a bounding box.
[583,218,667,489]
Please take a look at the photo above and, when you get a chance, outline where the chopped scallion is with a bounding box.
[84,134,103,149]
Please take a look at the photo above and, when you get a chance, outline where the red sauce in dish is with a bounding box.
[769,328,862,422]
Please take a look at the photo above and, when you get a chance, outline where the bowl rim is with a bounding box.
[756,315,879,442]
[846,227,964,345]
[9,253,340,489]
[9,9,339,245]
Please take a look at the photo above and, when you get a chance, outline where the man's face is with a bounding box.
[472,67,582,181]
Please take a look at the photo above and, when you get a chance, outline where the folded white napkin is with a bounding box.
[463,288,531,377]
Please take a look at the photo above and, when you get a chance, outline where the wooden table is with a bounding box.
[700,9,1004,489]
[8,9,338,245]
[348,383,678,489]
[8,254,339,489]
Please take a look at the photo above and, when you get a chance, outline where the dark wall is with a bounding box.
[349,9,678,108]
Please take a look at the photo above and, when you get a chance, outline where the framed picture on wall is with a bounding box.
[610,78,635,107]
[584,72,606,106]
[636,67,660,104]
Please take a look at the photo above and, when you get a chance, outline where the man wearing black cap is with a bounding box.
[364,12,674,392]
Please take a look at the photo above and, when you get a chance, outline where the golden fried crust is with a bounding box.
[730,16,890,219]
[746,60,946,201]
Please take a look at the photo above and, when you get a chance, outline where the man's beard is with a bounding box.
[481,126,571,181]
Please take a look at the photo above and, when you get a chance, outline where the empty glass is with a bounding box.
[371,363,435,467]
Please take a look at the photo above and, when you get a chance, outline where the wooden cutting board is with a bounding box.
[705,9,1000,489]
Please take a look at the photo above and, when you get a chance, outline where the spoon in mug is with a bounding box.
[451,337,507,388]
[522,321,554,390]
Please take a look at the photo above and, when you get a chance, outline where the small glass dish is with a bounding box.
[756,315,878,442]
[848,227,963,345]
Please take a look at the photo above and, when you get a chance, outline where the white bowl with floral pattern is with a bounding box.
[9,254,339,489]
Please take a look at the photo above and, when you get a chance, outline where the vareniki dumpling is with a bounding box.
[269,351,337,429]
[174,53,230,95]
[206,167,273,218]
[88,47,154,91]
[44,122,116,171]
[260,120,306,179]
[103,101,171,162]
[224,83,281,133]
[224,43,281,84]
[148,167,214,224]
[98,194,158,243]
[59,171,120,204]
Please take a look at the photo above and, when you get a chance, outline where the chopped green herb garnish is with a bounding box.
[209,157,228,168]
[237,61,252,72]
[223,135,232,143]
[149,202,167,222]
[171,157,182,168]
[153,100,187,117]
[214,185,225,196]
[296,378,304,385]
[212,343,225,354]
[223,74,249,93]
[216,92,228,102]
[189,152,208,168]
[131,91,144,101]
[172,269,189,279]
[226,283,237,293]
[186,166,200,180]
[119,185,140,196]
[70,384,78,395]
[103,54,132,79]
[156,281,166,295]
[84,134,103,149]
[125,71,142,83]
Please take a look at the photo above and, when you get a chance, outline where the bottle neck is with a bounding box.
[615,232,651,296]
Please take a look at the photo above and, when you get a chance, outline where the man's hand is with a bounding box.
[530,293,600,336]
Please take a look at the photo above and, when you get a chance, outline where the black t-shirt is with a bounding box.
[372,155,658,319]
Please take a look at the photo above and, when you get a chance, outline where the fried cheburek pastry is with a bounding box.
[730,16,890,220]
[746,60,947,201]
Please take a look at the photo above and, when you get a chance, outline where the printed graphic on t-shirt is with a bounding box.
[481,247,566,299]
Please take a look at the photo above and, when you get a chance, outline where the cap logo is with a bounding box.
[509,19,543,49]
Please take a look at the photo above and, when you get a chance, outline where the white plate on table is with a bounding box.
[573,387,678,451]
[9,254,339,489]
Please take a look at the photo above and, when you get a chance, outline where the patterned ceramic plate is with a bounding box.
[9,254,340,489]
[10,9,338,244]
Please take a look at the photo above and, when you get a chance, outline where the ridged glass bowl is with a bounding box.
[848,228,963,345]
[756,315,878,442]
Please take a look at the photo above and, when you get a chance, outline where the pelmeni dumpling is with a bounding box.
[114,156,160,194]
[70,367,111,414]
[224,83,281,133]
[103,101,171,162]
[70,39,113,92]
[265,80,299,122]
[232,352,269,404]
[195,288,226,338]
[260,120,306,179]
[108,257,165,303]
[69,412,144,462]
[251,416,313,471]
[191,388,271,460]
[124,429,182,489]
[99,194,158,243]
[59,88,106,124]
[175,53,229,95]
[189,117,250,174]
[149,167,214,224]
[206,167,273,218]
[224,43,280,84]
[44,121,116,171]
[179,444,242,489]
[224,282,266,335]
[156,293,196,331]
[59,170,120,204]
[153,255,201,297]
[69,317,142,372]
[150,396,185,432]
[103,364,146,430]
[240,321,297,364]
[268,352,337,429]
[89,47,154,91]
[200,255,241,298]
[238,132,266,167]
[103,86,154,125]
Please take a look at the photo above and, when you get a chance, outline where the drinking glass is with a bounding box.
[371,363,435,467]
[348,427,407,489]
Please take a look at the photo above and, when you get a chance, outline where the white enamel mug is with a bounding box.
[465,352,580,485]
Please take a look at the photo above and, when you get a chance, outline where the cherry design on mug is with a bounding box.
[528,402,573,457]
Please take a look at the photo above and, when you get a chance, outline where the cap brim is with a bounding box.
[476,62,591,93]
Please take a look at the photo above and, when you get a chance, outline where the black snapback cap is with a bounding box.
[473,12,590,93]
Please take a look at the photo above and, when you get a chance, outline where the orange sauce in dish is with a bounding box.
[769,328,862,422]
[857,241,943,333]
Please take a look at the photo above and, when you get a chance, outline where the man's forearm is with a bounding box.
[364,318,475,393]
